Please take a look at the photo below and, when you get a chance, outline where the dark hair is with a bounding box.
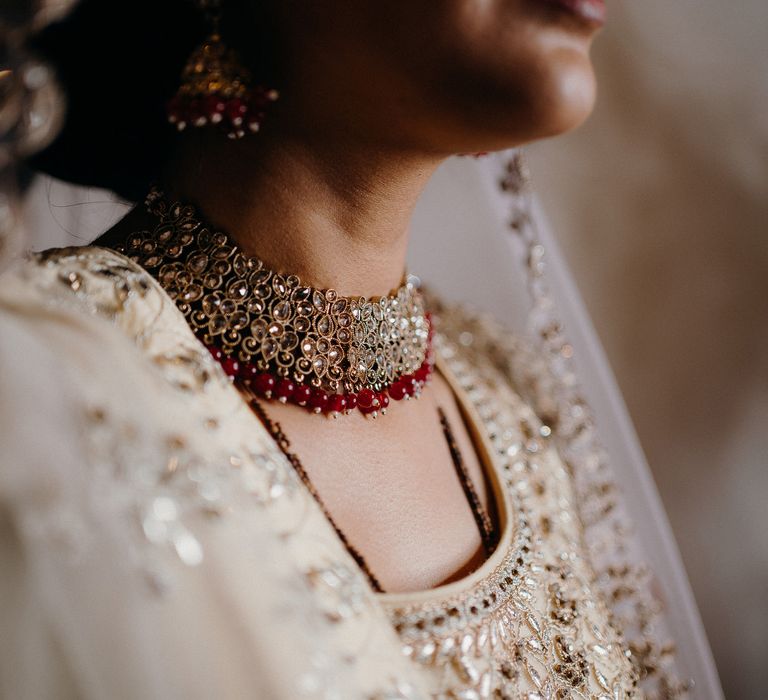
[29,0,206,201]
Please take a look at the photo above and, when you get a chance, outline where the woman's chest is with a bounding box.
[261,370,497,593]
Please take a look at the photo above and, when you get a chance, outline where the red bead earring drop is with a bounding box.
[166,5,278,139]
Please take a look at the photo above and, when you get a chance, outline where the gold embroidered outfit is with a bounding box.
[0,246,687,699]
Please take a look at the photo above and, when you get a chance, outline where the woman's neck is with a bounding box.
[164,128,444,297]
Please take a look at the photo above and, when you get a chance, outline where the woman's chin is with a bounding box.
[522,58,598,140]
[451,55,598,152]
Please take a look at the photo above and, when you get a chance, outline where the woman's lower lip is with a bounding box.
[536,0,606,27]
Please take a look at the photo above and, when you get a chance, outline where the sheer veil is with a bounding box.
[410,151,723,698]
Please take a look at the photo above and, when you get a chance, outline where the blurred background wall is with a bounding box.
[527,1,768,697]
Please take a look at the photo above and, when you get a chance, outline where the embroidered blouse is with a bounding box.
[0,246,684,699]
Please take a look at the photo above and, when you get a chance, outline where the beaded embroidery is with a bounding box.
[381,317,640,699]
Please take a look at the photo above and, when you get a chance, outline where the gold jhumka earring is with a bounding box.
[166,0,278,139]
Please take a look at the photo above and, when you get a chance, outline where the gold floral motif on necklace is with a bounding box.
[115,187,430,397]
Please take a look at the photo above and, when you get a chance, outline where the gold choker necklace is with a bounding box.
[115,188,433,416]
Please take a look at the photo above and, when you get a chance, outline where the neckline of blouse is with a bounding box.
[376,349,515,604]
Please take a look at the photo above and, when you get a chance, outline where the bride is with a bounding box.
[0,0,722,697]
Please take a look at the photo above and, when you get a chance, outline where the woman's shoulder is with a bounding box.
[0,244,237,499]
[0,244,289,599]
[0,245,154,392]
[0,244,162,324]
[0,243,210,389]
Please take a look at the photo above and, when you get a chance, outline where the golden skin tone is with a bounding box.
[99,0,602,592]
